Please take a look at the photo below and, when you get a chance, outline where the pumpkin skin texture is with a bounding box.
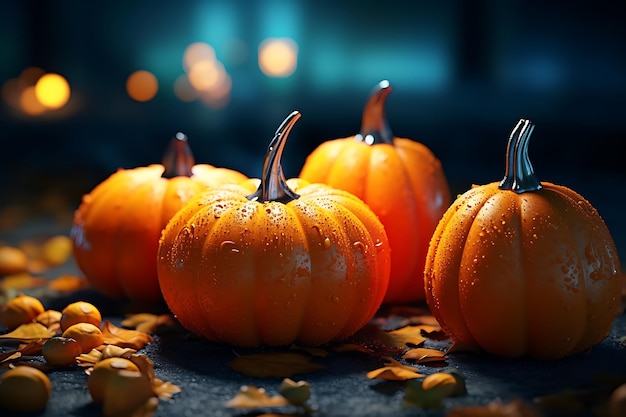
[71,133,247,302]
[424,119,622,359]
[157,112,391,347]
[299,81,450,304]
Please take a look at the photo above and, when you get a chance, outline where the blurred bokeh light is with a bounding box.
[1,1,625,238]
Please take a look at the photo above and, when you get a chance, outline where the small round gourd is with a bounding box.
[299,81,450,304]
[71,133,247,302]
[424,119,622,359]
[157,111,391,347]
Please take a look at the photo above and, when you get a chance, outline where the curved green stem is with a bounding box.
[162,132,195,178]
[356,80,394,145]
[247,111,301,203]
[498,119,542,193]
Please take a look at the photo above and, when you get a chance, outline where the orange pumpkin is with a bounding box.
[425,119,622,359]
[71,133,247,302]
[157,111,391,347]
[299,81,451,304]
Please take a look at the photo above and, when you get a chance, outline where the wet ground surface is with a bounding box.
[1,175,626,417]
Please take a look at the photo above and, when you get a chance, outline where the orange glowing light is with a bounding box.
[35,73,71,109]
[20,66,45,86]
[2,78,22,110]
[173,74,197,102]
[187,60,225,92]
[20,86,47,115]
[199,72,231,109]
[183,42,216,72]
[126,70,158,102]
[258,38,298,77]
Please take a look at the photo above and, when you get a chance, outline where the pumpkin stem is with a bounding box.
[498,119,542,193]
[356,80,394,145]
[162,132,195,178]
[247,111,301,204]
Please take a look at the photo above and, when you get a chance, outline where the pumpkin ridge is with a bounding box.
[293,197,361,344]
[454,186,502,349]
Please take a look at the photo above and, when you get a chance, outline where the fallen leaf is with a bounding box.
[366,358,424,381]
[0,273,47,292]
[0,322,54,342]
[225,385,289,408]
[382,326,428,349]
[41,235,73,266]
[447,398,543,416]
[101,321,154,350]
[48,274,86,292]
[402,348,447,365]
[422,371,466,397]
[228,351,326,378]
[78,345,138,370]
[121,314,181,335]
[278,378,311,406]
[121,314,159,329]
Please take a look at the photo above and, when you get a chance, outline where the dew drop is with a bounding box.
[324,237,331,249]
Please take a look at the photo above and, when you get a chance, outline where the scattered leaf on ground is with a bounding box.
[0,322,54,342]
[402,348,447,365]
[101,320,154,350]
[228,351,326,378]
[78,345,138,370]
[367,358,424,381]
[278,378,311,406]
[404,379,446,410]
[225,385,289,408]
[48,275,86,292]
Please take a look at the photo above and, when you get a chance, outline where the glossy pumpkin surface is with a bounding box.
[157,112,391,347]
[425,119,622,359]
[299,81,450,304]
[71,133,247,302]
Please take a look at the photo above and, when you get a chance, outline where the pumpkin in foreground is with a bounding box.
[424,119,622,359]
[157,111,391,347]
[71,133,247,302]
[299,81,451,304]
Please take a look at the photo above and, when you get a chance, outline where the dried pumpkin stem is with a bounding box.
[247,111,301,204]
[162,132,195,178]
[498,119,542,193]
[356,80,394,145]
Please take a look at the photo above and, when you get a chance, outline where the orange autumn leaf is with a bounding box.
[0,341,46,364]
[101,321,153,350]
[382,326,428,349]
[402,348,448,365]
[128,354,181,400]
[0,322,54,341]
[366,358,424,381]
[78,345,138,370]
[228,351,326,378]
[225,385,289,408]
[0,273,47,291]
[121,313,180,335]
[47,274,86,292]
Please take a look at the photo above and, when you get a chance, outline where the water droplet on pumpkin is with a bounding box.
[324,237,331,249]
[220,240,239,254]
[353,241,367,253]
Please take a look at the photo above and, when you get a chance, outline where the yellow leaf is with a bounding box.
[228,351,325,378]
[278,378,311,406]
[225,385,289,408]
[101,321,153,350]
[366,358,424,381]
[121,314,159,329]
[0,273,47,291]
[383,326,428,348]
[47,274,86,292]
[402,348,447,365]
[422,371,466,397]
[0,322,54,342]
[77,345,138,370]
